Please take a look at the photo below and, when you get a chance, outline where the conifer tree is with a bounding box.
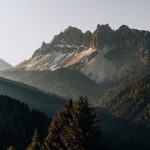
[61,97,101,150]
[7,145,15,150]
[43,116,67,150]
[43,100,73,150]
[43,97,102,150]
[26,129,41,150]
[73,97,101,150]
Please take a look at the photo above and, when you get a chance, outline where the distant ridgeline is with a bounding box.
[0,76,66,115]
[1,24,150,101]
[17,24,150,72]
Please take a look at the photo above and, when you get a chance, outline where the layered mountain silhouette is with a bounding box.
[1,24,149,101]
[0,24,150,149]
[17,24,150,72]
[0,69,111,100]
[0,59,13,71]
[0,77,65,115]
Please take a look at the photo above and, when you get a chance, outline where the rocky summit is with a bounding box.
[1,24,150,101]
[32,26,92,57]
[15,24,150,83]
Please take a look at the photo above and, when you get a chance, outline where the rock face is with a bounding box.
[92,24,150,50]
[1,24,150,101]
[10,24,150,84]
[82,54,117,83]
[32,26,92,57]
[92,24,113,49]
[0,59,13,71]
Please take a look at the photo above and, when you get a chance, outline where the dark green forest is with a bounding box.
[1,73,150,150]
[0,95,49,150]
[0,96,102,150]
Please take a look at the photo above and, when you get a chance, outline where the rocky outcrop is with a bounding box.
[33,26,92,57]
[17,24,150,83]
[51,26,92,46]
[92,24,113,49]
[32,24,150,62]
[82,54,117,83]
[138,44,149,64]
[91,24,150,51]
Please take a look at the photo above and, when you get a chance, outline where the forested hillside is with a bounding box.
[0,95,49,150]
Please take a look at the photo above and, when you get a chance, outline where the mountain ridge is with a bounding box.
[0,58,13,71]
[16,24,150,72]
[0,24,150,100]
[99,74,150,126]
[0,76,65,115]
[33,24,150,57]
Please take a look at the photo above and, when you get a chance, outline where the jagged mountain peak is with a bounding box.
[50,26,92,47]
[18,24,150,84]
[96,24,101,32]
[33,26,92,57]
[64,26,83,33]
[100,24,112,30]
[118,24,130,31]
[33,24,150,57]
[93,24,112,34]
[41,41,49,49]
[92,24,113,49]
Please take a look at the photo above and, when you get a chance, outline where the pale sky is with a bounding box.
[0,0,150,66]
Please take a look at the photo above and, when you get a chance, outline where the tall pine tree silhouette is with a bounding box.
[26,129,41,150]
[7,145,15,150]
[43,97,102,150]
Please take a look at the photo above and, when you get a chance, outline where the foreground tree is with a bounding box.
[43,97,102,150]
[26,129,41,150]
[73,97,101,150]
[7,145,15,150]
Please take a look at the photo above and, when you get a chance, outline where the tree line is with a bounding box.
[7,97,102,150]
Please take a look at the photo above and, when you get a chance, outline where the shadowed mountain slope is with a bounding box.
[0,77,65,115]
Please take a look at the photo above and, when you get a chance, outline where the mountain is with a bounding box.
[99,74,150,126]
[32,26,92,57]
[0,69,112,101]
[17,24,150,70]
[96,74,150,149]
[0,24,150,149]
[0,24,150,100]
[14,24,150,81]
[0,59,13,71]
[82,54,117,83]
[0,95,49,150]
[0,77,65,115]
[16,26,93,71]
